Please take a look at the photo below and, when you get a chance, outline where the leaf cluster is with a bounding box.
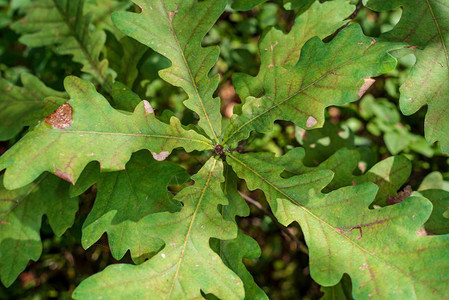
[1,0,449,299]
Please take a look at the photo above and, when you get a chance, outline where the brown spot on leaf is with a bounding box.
[416,229,428,236]
[1,220,11,225]
[168,4,179,23]
[359,264,369,270]
[55,169,74,184]
[358,162,367,174]
[306,116,317,128]
[296,128,306,139]
[137,3,144,12]
[357,78,375,98]
[270,41,279,52]
[152,151,169,161]
[143,100,154,114]
[45,103,73,129]
[337,226,363,240]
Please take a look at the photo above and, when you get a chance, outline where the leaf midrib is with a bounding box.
[52,0,112,92]
[167,159,217,298]
[1,175,45,219]
[1,174,46,285]
[226,153,440,295]
[425,0,449,71]
[160,0,219,143]
[37,130,214,148]
[224,40,381,144]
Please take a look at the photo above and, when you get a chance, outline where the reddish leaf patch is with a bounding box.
[45,103,73,129]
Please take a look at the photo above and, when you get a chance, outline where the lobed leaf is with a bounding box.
[85,0,132,39]
[320,274,352,300]
[111,81,144,112]
[224,25,401,145]
[82,150,190,263]
[0,174,78,287]
[0,76,213,190]
[227,151,449,299]
[367,0,449,153]
[233,0,354,102]
[210,231,267,300]
[210,165,267,299]
[73,158,244,299]
[107,37,148,89]
[112,0,225,141]
[0,73,68,141]
[419,189,449,235]
[419,171,446,191]
[295,122,355,165]
[11,0,114,92]
[282,147,411,205]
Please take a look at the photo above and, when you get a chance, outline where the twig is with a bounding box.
[239,191,309,255]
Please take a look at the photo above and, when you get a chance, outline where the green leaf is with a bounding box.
[320,274,352,300]
[82,150,190,263]
[0,76,213,190]
[227,151,333,214]
[360,96,401,126]
[227,151,449,298]
[85,0,132,38]
[232,0,314,11]
[283,0,315,12]
[107,37,148,89]
[0,73,68,141]
[419,171,445,191]
[69,161,100,197]
[11,0,114,92]
[354,154,411,206]
[224,25,400,145]
[367,0,449,153]
[211,231,267,300]
[111,81,144,112]
[232,0,266,11]
[112,0,226,142]
[0,174,78,287]
[295,122,355,165]
[233,0,354,101]
[73,158,245,299]
[209,165,267,299]
[419,189,449,235]
[277,146,411,205]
